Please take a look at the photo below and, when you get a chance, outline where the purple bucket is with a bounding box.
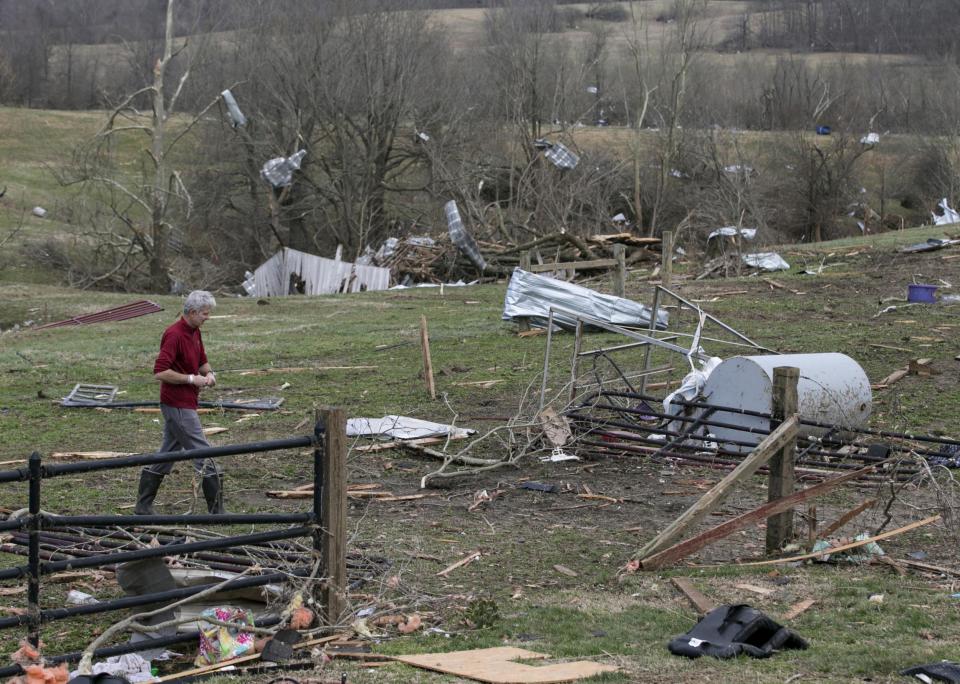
[907,284,938,303]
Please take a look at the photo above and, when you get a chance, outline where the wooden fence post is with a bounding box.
[420,315,436,400]
[319,407,347,625]
[517,252,532,332]
[766,366,799,554]
[612,243,626,298]
[661,230,673,287]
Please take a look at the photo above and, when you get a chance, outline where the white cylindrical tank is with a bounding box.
[700,353,872,453]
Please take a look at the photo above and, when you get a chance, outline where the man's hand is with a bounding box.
[206,371,217,388]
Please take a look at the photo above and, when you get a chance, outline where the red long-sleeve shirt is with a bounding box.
[154,317,207,408]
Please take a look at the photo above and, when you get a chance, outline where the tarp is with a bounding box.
[502,268,668,331]
[250,247,390,297]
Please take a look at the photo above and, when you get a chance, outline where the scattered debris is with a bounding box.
[811,532,885,563]
[742,252,790,272]
[445,200,486,271]
[32,206,47,218]
[392,646,617,683]
[707,227,757,242]
[542,142,580,170]
[735,583,775,597]
[671,577,715,615]
[61,383,118,406]
[502,268,667,331]
[553,564,578,577]
[260,149,306,188]
[521,481,557,493]
[347,415,474,440]
[668,604,808,659]
[220,89,247,128]
[933,198,960,226]
[907,282,939,303]
[781,599,816,621]
[69,653,153,682]
[537,407,572,447]
[900,237,960,254]
[860,132,880,145]
[195,606,257,666]
[35,300,163,330]
[436,550,481,577]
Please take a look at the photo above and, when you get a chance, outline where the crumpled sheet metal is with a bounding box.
[252,247,389,296]
[445,200,487,271]
[502,268,668,331]
[347,415,474,440]
[742,252,789,271]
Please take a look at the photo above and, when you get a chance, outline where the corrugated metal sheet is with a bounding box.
[35,300,163,330]
[251,247,390,297]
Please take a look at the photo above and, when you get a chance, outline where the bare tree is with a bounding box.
[57,0,218,292]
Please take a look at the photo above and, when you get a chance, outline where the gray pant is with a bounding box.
[145,405,220,477]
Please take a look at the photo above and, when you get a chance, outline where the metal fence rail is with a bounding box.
[0,421,332,678]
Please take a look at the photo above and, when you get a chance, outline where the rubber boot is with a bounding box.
[201,473,226,514]
[134,470,165,515]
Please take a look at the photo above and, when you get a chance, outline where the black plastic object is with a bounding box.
[667,604,808,659]
[521,481,557,493]
[900,662,960,683]
[68,674,132,684]
[261,628,303,663]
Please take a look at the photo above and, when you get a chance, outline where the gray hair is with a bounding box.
[183,290,216,314]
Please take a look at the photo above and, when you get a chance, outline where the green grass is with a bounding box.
[1,250,959,682]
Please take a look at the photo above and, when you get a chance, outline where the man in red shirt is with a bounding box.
[135,290,226,514]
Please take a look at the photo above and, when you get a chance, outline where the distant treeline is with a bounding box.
[754,0,960,60]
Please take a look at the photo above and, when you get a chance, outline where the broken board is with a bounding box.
[392,646,617,684]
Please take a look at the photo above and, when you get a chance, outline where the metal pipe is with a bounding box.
[42,513,311,528]
[27,452,41,647]
[0,570,310,629]
[599,389,960,448]
[568,412,921,474]
[539,308,555,413]
[656,285,776,352]
[39,436,314,477]
[38,526,312,575]
[639,286,662,396]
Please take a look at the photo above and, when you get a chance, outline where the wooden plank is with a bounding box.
[641,463,877,570]
[420,315,436,400]
[728,515,941,568]
[392,646,617,683]
[637,415,799,560]
[817,499,877,540]
[612,244,626,298]
[767,367,799,554]
[49,451,133,460]
[527,259,616,272]
[782,599,816,621]
[321,407,347,625]
[437,550,481,577]
[661,230,673,287]
[671,577,715,615]
[895,558,960,577]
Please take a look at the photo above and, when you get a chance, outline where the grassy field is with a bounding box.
[1,227,959,681]
[1,61,960,679]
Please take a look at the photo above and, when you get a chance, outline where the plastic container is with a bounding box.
[907,283,938,303]
[700,353,872,454]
